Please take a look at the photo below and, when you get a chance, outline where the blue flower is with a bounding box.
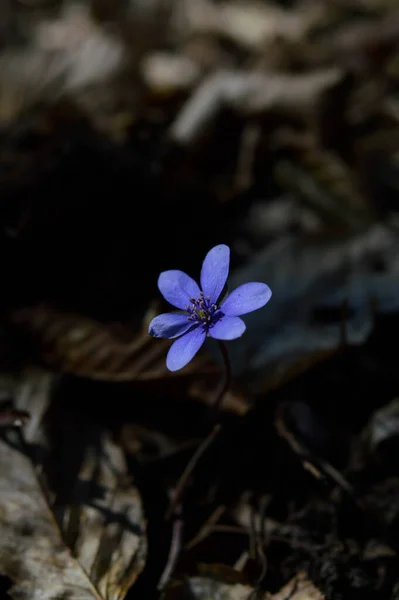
[149,244,272,371]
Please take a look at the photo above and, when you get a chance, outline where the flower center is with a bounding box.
[186,292,223,329]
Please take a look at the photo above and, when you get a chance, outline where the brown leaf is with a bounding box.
[9,304,250,415]
[9,304,184,381]
[0,370,146,599]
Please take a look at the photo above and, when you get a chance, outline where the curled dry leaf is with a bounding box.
[0,370,147,600]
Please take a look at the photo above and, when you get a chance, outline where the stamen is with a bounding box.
[186,291,224,329]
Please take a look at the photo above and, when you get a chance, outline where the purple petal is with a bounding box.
[166,327,206,371]
[158,270,201,310]
[209,316,246,340]
[149,312,192,339]
[200,244,230,304]
[221,282,272,316]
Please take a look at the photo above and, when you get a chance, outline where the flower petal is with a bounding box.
[221,282,272,316]
[148,312,192,339]
[209,316,246,340]
[166,327,206,371]
[200,244,230,304]
[158,270,201,310]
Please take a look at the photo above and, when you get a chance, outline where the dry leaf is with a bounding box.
[163,572,324,600]
[170,68,342,144]
[270,573,324,600]
[173,0,321,49]
[189,578,255,599]
[9,305,174,380]
[163,577,259,600]
[0,370,146,599]
[35,3,125,91]
[0,429,103,599]
[140,52,200,94]
[217,1,316,50]
[172,0,221,37]
[54,431,147,600]
[9,305,250,414]
[0,3,125,127]
[0,373,101,600]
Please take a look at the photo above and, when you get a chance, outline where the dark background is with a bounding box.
[2,0,399,598]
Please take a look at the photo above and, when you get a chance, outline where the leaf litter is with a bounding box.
[0,371,146,599]
[2,0,399,598]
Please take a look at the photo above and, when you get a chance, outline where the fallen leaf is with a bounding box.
[0,418,101,598]
[174,0,323,50]
[140,52,200,95]
[217,1,317,50]
[54,431,147,600]
[170,68,342,144]
[9,305,250,414]
[0,3,125,127]
[35,4,124,90]
[9,305,180,381]
[270,572,325,600]
[163,577,258,600]
[0,370,147,599]
[163,572,324,600]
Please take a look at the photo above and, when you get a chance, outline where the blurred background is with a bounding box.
[1,0,399,385]
[2,1,399,598]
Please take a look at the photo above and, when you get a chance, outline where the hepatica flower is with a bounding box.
[149,245,271,371]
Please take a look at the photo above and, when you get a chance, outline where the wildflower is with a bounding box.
[149,244,271,371]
